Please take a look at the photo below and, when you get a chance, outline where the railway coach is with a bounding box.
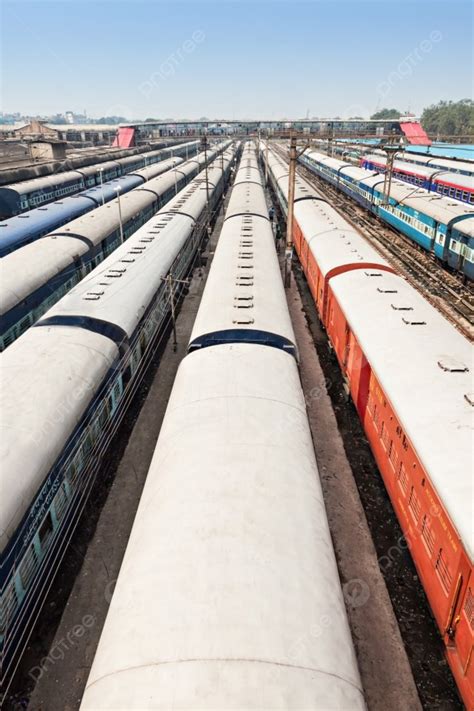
[0,145,229,350]
[0,145,236,697]
[361,153,474,204]
[0,141,199,219]
[300,149,474,281]
[370,149,474,178]
[263,143,473,708]
[80,142,365,710]
[0,156,187,257]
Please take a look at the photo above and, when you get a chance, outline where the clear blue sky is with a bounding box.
[2,0,472,119]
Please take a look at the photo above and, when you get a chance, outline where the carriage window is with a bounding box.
[38,512,54,549]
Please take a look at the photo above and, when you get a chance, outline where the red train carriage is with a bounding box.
[326,268,473,706]
[262,144,474,707]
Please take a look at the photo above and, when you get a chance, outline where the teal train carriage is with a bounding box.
[300,150,474,281]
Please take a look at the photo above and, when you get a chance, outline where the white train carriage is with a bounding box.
[0,147,236,693]
[80,345,365,710]
[190,147,295,356]
[81,144,365,709]
[0,145,230,351]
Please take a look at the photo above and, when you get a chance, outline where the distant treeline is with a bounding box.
[371,100,474,137]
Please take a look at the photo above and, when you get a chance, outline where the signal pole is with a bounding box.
[285,136,309,288]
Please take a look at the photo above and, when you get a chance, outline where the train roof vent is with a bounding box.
[402,317,426,325]
[391,303,413,311]
[438,357,469,373]
[232,317,255,325]
[234,296,254,307]
[464,393,474,406]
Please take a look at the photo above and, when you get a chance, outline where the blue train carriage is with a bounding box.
[0,156,189,258]
[0,143,199,219]
[0,170,88,218]
[300,151,345,188]
[300,149,474,279]
[362,153,474,205]
[300,150,381,205]
[333,165,379,207]
[0,146,235,692]
[0,174,144,257]
[369,179,474,275]
[446,215,474,279]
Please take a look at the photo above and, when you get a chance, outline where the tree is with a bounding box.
[370,108,401,120]
[421,99,474,137]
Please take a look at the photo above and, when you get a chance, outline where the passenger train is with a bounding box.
[360,153,474,204]
[263,144,474,708]
[0,146,225,350]
[0,141,199,218]
[0,143,198,256]
[300,150,474,281]
[385,150,474,178]
[0,143,235,697]
[80,142,365,710]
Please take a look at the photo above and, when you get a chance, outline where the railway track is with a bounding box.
[273,144,474,341]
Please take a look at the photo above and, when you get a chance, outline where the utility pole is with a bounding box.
[381,132,399,206]
[115,186,124,244]
[167,273,177,351]
[284,136,310,288]
[99,168,105,206]
[202,136,210,218]
[264,139,269,185]
[285,136,297,288]
[162,272,190,351]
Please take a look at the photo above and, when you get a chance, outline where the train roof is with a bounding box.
[0,169,86,197]
[452,215,474,237]
[331,269,474,559]
[295,199,391,276]
[0,195,94,254]
[42,154,233,339]
[80,344,364,710]
[190,151,296,354]
[355,173,474,224]
[0,326,117,554]
[0,145,233,555]
[373,150,474,175]
[0,154,225,318]
[363,154,474,189]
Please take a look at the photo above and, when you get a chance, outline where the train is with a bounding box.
[0,144,236,697]
[313,141,474,178]
[383,150,474,178]
[263,144,473,708]
[0,149,196,256]
[300,149,474,281]
[360,153,474,205]
[0,141,199,219]
[80,142,365,710]
[0,146,227,351]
